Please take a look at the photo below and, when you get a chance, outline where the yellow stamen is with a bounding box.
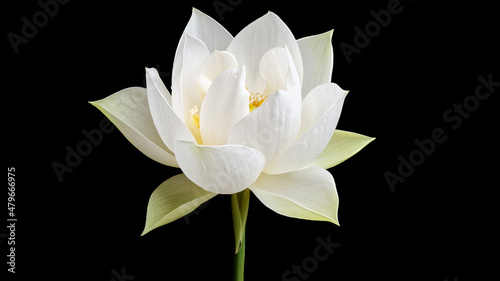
[249,93,267,112]
[190,105,200,128]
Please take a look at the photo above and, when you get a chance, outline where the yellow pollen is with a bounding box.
[190,105,200,128]
[249,93,267,112]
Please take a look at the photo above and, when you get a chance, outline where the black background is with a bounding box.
[4,0,498,280]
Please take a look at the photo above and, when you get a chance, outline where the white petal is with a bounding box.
[145,67,172,105]
[171,8,233,118]
[142,173,217,235]
[180,35,211,143]
[171,34,185,120]
[184,8,233,52]
[200,66,249,145]
[250,167,339,225]
[265,83,347,174]
[300,83,346,135]
[297,30,334,99]
[181,35,210,117]
[227,89,301,170]
[146,68,195,152]
[174,140,265,194]
[227,12,303,94]
[198,50,238,98]
[259,46,301,99]
[172,34,212,123]
[90,87,178,167]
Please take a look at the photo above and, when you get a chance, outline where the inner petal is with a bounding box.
[227,89,302,168]
[199,66,249,145]
[226,12,304,93]
[259,46,301,100]
[198,50,238,100]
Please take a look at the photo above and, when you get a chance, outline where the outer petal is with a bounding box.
[174,140,265,194]
[141,173,217,235]
[259,46,301,99]
[183,8,233,53]
[227,90,301,171]
[200,66,249,145]
[171,35,185,120]
[90,87,178,167]
[250,167,339,225]
[306,130,375,169]
[297,30,334,99]
[266,83,347,174]
[227,12,303,94]
[146,68,195,152]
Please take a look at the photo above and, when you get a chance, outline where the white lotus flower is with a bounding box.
[90,9,374,236]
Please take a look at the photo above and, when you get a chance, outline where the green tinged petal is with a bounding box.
[89,87,178,167]
[250,167,339,225]
[141,174,216,236]
[231,189,250,254]
[306,130,375,169]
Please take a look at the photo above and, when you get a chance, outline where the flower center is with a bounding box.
[190,105,200,128]
[189,92,267,129]
[249,93,267,112]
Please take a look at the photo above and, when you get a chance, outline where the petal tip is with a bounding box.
[141,223,156,236]
[323,29,334,38]
[191,7,200,15]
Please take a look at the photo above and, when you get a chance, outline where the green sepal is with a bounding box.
[231,189,250,254]
[141,173,216,236]
[306,130,375,169]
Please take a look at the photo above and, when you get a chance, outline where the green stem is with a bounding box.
[231,189,249,281]
[233,226,245,281]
